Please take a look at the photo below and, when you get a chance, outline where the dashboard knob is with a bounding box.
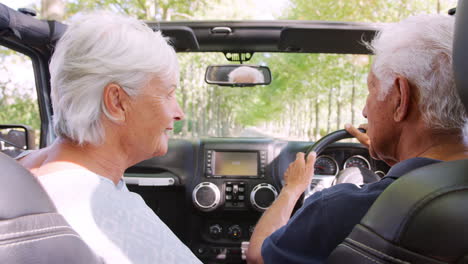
[192,182,221,212]
[208,224,223,239]
[227,225,242,240]
[250,183,278,211]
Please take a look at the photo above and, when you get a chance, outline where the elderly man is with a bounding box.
[247,14,468,264]
[228,66,265,84]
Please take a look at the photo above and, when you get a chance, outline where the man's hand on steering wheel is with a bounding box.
[283,152,317,196]
[345,123,371,148]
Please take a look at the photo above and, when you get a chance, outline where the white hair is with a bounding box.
[49,11,178,145]
[228,66,265,83]
[368,14,467,131]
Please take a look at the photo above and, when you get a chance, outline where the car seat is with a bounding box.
[0,152,103,263]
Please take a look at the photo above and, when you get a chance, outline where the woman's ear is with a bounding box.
[393,76,411,122]
[102,83,126,123]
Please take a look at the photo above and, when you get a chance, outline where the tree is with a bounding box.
[41,0,65,20]
[65,0,218,20]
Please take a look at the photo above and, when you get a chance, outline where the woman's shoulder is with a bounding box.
[16,148,49,169]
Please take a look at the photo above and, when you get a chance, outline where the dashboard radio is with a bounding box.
[193,146,277,213]
[204,150,267,178]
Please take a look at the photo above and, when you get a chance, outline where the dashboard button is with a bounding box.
[226,186,232,192]
[226,195,232,200]
[197,247,206,255]
[238,195,245,201]
[208,224,223,239]
[228,225,242,240]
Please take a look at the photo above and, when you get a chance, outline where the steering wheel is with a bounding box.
[303,128,366,200]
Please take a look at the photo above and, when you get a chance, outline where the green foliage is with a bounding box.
[0,46,40,132]
[65,0,218,20]
[0,97,40,130]
[284,0,455,22]
[1,0,457,141]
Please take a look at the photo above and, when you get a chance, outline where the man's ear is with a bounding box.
[102,83,127,123]
[393,76,411,122]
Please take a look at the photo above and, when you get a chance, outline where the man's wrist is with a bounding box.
[281,184,306,199]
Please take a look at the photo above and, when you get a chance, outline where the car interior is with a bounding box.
[0,1,467,263]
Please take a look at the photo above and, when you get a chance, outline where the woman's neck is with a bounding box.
[21,137,128,185]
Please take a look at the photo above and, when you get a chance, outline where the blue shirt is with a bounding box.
[261,157,441,264]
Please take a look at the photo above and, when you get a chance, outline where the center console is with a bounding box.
[190,140,279,263]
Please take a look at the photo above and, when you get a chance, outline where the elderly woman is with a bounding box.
[17,12,201,264]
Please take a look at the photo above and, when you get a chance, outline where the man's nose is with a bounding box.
[362,104,368,119]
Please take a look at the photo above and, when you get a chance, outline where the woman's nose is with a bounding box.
[174,102,185,121]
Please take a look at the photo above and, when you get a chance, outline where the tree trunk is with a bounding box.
[216,92,222,136]
[351,70,356,125]
[181,76,188,137]
[200,83,206,136]
[315,98,320,140]
[145,0,157,20]
[336,85,342,130]
[327,88,333,133]
[292,102,298,137]
[307,98,314,140]
[41,0,65,20]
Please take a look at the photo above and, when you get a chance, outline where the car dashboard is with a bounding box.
[124,138,390,264]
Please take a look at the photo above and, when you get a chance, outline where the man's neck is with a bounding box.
[395,125,468,163]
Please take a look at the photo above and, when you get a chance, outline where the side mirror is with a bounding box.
[0,125,36,158]
[205,65,272,87]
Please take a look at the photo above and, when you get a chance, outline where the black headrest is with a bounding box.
[0,152,56,220]
[454,0,468,110]
[360,160,468,262]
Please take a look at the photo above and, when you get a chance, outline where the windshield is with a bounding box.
[1,0,458,143]
[173,52,369,141]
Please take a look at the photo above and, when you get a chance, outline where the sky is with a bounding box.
[3,0,39,10]
[2,0,290,20]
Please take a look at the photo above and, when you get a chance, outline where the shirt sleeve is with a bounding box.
[260,182,375,264]
[261,191,332,264]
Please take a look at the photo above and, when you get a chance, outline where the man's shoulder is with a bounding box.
[385,157,442,180]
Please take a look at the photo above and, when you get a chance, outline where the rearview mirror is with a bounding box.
[205,65,272,87]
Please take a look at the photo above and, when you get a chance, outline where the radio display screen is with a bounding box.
[213,151,258,176]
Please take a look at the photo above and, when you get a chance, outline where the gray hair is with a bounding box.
[368,14,467,131]
[50,11,178,145]
[228,66,265,83]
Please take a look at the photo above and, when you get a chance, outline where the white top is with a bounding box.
[38,169,201,264]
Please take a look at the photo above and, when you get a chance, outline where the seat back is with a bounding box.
[327,160,468,264]
[0,152,103,264]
